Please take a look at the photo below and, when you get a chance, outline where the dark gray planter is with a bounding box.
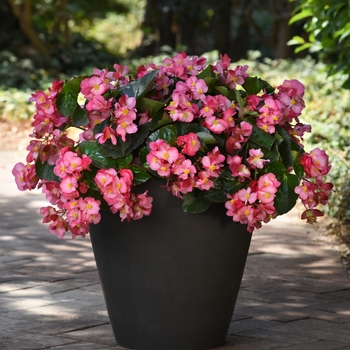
[89,179,251,350]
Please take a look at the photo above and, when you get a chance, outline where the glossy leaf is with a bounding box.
[56,77,84,117]
[148,124,178,145]
[72,105,89,127]
[115,154,133,168]
[182,190,211,213]
[35,160,59,182]
[247,119,275,150]
[274,173,300,215]
[196,131,217,144]
[242,77,263,95]
[79,141,116,169]
[122,70,159,99]
[129,165,151,184]
[137,97,165,118]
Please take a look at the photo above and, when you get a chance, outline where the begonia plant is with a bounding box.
[12,52,333,237]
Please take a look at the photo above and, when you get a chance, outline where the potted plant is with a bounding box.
[12,52,333,350]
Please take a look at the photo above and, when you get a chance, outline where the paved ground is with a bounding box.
[1,150,349,350]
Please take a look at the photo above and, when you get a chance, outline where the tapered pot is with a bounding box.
[89,179,251,350]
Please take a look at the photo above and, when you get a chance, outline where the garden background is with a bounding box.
[1,0,349,267]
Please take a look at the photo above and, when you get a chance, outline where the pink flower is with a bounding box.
[95,126,117,145]
[172,159,196,180]
[12,162,39,191]
[131,191,153,220]
[227,155,251,181]
[60,175,78,194]
[300,148,331,180]
[201,147,225,177]
[196,171,214,191]
[177,133,201,156]
[114,95,137,120]
[247,149,269,169]
[81,76,107,99]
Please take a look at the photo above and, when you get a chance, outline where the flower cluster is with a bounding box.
[95,168,153,221]
[13,51,333,238]
[294,148,333,223]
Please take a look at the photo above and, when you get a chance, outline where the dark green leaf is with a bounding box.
[242,77,263,94]
[79,141,116,169]
[247,119,275,150]
[213,85,229,97]
[279,139,294,168]
[182,190,211,213]
[233,89,246,107]
[150,111,172,130]
[262,162,287,181]
[129,165,151,184]
[139,146,148,165]
[115,154,133,168]
[56,77,84,117]
[274,173,300,215]
[72,105,89,127]
[197,64,214,79]
[196,131,217,144]
[100,137,132,158]
[260,79,275,94]
[124,123,151,154]
[148,124,178,145]
[122,70,159,99]
[262,143,280,162]
[136,97,165,117]
[202,187,227,203]
[35,160,60,182]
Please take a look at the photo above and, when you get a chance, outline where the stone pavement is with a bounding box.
[1,150,349,350]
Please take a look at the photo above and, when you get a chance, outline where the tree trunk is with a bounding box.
[6,0,48,57]
[213,0,232,56]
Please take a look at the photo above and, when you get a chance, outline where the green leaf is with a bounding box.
[99,124,150,159]
[295,43,313,54]
[242,77,263,94]
[289,8,313,25]
[129,165,151,184]
[213,85,229,97]
[276,126,293,168]
[148,124,178,145]
[182,190,211,213]
[124,123,151,154]
[122,70,159,99]
[139,146,149,165]
[35,160,60,182]
[56,77,84,117]
[196,131,217,144]
[150,111,172,130]
[247,119,275,150]
[234,89,246,107]
[136,97,165,118]
[287,35,306,46]
[262,162,287,181]
[274,173,300,215]
[79,141,116,169]
[197,64,214,79]
[72,105,89,127]
[115,154,133,168]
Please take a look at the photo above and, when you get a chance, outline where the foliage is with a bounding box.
[237,52,350,225]
[12,52,333,239]
[1,0,144,90]
[288,0,350,88]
